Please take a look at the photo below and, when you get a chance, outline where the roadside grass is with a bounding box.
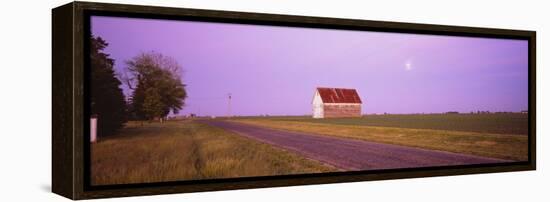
[230,119,528,161]
[91,120,335,185]
[238,113,528,135]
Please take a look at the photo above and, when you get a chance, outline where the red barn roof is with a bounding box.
[316,87,362,104]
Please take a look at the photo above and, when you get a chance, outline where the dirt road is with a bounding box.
[203,120,507,170]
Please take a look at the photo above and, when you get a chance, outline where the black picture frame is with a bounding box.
[52,1,536,200]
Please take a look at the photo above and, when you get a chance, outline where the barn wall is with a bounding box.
[312,91,324,118]
[323,104,361,118]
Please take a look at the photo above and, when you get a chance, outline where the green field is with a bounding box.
[91,121,334,185]
[252,113,528,135]
[232,113,529,161]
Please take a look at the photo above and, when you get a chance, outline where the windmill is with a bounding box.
[227,93,232,118]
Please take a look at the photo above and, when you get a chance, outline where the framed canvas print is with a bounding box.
[52,1,536,200]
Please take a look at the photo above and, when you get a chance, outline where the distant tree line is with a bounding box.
[90,36,187,137]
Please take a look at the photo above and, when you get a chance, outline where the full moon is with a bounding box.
[405,62,412,70]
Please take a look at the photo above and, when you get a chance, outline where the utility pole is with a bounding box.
[227,93,232,118]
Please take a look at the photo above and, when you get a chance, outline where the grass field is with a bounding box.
[232,114,528,161]
[91,120,335,185]
[91,113,528,185]
[248,113,528,135]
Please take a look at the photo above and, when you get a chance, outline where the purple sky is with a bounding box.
[91,16,528,116]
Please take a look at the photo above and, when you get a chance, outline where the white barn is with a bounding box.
[312,87,363,118]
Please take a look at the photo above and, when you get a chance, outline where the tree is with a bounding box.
[90,36,127,136]
[142,87,165,120]
[124,52,187,121]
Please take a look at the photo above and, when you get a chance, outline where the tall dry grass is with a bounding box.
[91,121,334,185]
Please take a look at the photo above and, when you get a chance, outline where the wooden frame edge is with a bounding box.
[52,2,75,200]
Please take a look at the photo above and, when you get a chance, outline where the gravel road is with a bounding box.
[203,120,507,170]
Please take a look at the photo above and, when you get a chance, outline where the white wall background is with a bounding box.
[0,0,547,201]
